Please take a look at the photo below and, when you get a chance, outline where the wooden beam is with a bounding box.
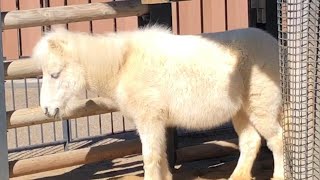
[9,139,142,177]
[7,97,119,129]
[2,0,149,30]
[8,138,242,178]
[4,59,41,80]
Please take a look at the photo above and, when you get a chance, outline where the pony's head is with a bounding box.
[33,29,86,118]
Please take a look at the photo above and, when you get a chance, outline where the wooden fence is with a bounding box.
[0,0,249,178]
[1,0,248,60]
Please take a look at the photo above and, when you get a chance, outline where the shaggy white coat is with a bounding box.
[33,26,284,180]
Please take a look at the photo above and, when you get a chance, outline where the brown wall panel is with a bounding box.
[1,1,19,60]
[19,0,42,57]
[116,17,138,32]
[115,0,138,32]
[49,0,67,29]
[226,0,249,30]
[67,0,91,32]
[202,0,226,33]
[91,0,115,34]
[177,0,202,35]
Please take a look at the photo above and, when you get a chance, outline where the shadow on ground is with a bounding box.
[29,147,273,180]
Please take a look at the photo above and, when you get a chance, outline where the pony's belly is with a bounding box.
[167,99,240,130]
[168,110,233,130]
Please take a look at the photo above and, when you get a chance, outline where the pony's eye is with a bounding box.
[50,73,60,79]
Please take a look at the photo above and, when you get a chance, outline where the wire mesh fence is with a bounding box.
[278,0,320,179]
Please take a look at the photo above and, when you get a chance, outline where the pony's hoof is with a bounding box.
[229,175,253,180]
[271,177,284,180]
[165,173,172,180]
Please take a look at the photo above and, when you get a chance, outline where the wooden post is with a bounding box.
[138,2,177,171]
[0,11,10,180]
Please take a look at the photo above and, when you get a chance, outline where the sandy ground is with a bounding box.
[10,145,275,180]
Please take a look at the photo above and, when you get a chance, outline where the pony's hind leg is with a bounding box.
[230,108,262,180]
[247,86,284,179]
[249,110,284,180]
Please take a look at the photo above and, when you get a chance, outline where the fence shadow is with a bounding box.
[36,157,144,180]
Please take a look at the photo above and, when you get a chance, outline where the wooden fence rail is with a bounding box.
[1,0,148,30]
[4,59,41,80]
[9,139,142,177]
[7,97,119,129]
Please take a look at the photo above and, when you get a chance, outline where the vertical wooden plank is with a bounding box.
[0,10,9,180]
[50,0,66,29]
[67,0,90,32]
[177,0,201,35]
[116,17,138,32]
[1,1,19,60]
[171,2,179,34]
[91,0,115,34]
[115,0,139,34]
[19,0,42,57]
[50,0,65,7]
[226,0,249,30]
[202,0,226,33]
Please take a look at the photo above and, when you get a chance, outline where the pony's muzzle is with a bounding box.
[43,107,60,119]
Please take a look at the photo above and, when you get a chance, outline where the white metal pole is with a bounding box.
[0,11,10,180]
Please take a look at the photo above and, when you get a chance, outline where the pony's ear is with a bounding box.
[48,38,68,56]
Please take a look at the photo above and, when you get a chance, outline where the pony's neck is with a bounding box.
[78,33,129,99]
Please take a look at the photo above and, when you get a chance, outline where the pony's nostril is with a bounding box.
[44,107,49,115]
[53,108,60,119]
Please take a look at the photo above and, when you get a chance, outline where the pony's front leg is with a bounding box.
[136,118,171,180]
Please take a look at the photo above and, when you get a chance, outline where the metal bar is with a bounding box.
[23,78,32,146]
[85,91,90,136]
[110,112,114,134]
[75,118,78,139]
[98,114,102,135]
[122,116,126,132]
[10,80,18,148]
[36,77,44,144]
[62,120,70,151]
[0,10,10,180]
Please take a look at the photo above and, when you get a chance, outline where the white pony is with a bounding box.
[33,26,284,180]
